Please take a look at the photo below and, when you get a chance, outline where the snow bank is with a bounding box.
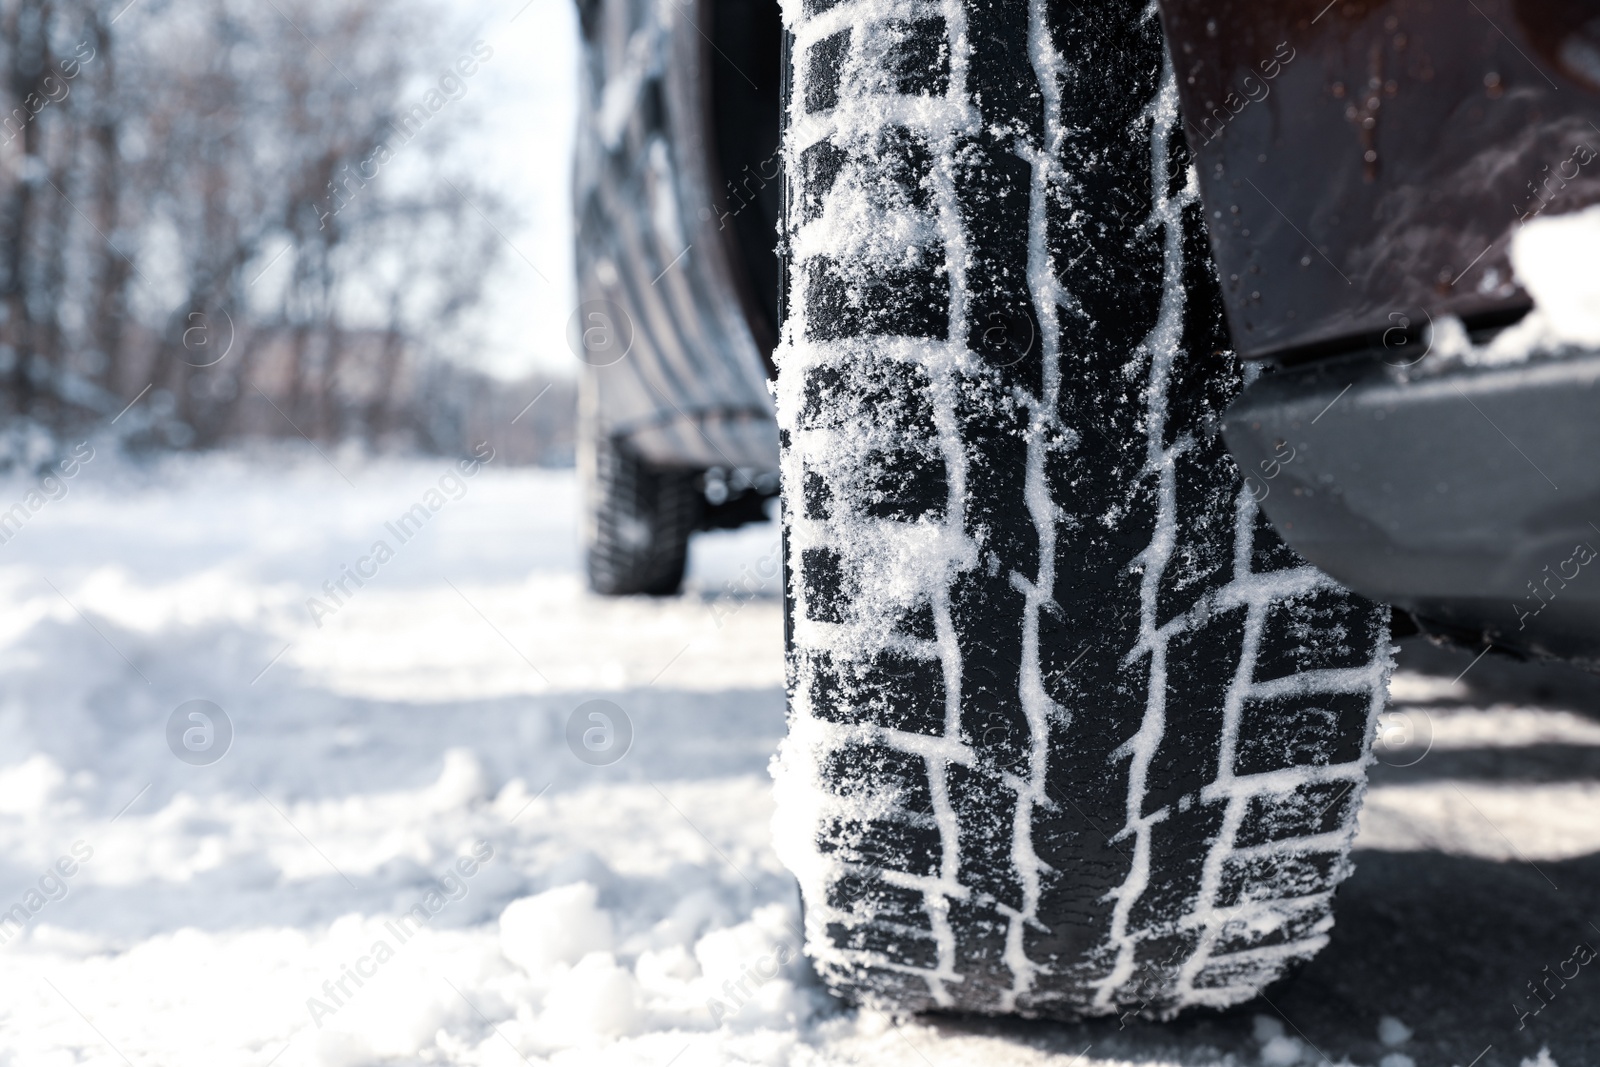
[0,444,1587,1064]
[0,450,816,1065]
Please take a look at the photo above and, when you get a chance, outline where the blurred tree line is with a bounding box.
[0,0,573,463]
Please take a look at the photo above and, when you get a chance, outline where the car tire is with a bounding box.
[584,431,700,596]
[771,0,1393,1021]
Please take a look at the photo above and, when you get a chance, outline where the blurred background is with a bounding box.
[0,0,579,466]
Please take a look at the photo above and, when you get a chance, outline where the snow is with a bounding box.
[998,0,1070,1011]
[1377,685,1600,749]
[498,882,615,971]
[1510,206,1600,348]
[1089,56,1195,1014]
[1358,674,1600,860]
[444,0,581,379]
[0,447,1596,1065]
[1252,1013,1285,1043]
[1425,204,1600,369]
[773,0,988,1016]
[1358,780,1600,861]
[773,0,1395,1022]
[1377,1015,1413,1047]
[0,448,805,1066]
[1259,1034,1306,1067]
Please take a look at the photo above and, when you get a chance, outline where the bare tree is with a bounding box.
[0,0,537,460]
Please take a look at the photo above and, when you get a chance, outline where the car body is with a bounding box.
[572,0,782,568]
[1159,0,1600,668]
[576,0,1600,671]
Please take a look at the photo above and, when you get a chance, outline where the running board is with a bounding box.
[1223,352,1600,670]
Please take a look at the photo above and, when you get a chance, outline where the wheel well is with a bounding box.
[708,0,783,363]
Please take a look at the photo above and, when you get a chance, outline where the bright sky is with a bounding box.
[428,0,582,380]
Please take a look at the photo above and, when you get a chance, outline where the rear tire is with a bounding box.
[584,432,700,596]
[772,1,1392,1021]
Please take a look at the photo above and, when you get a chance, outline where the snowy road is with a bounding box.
[0,450,1596,1066]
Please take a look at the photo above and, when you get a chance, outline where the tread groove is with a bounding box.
[773,0,1392,1022]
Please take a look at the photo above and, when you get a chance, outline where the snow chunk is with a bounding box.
[423,748,492,811]
[1521,1049,1560,1067]
[1379,1054,1416,1067]
[540,951,643,1043]
[635,943,700,993]
[695,903,806,1029]
[1252,1014,1286,1043]
[1386,671,1466,704]
[1429,205,1600,369]
[1254,1015,1311,1067]
[1260,1034,1306,1066]
[1377,1014,1413,1046]
[0,754,66,815]
[1513,206,1600,347]
[498,882,615,973]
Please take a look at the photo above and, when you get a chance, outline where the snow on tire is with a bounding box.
[771,0,1394,1021]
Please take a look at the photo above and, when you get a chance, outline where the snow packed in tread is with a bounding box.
[771,0,1393,1022]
